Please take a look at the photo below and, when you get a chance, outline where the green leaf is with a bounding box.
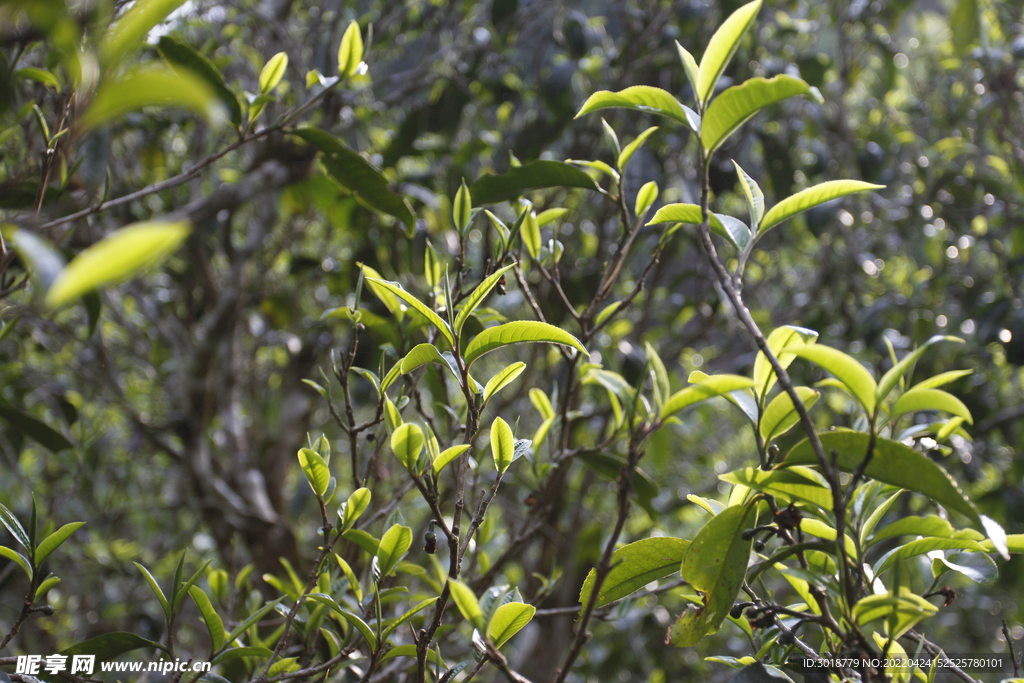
[307,594,377,650]
[35,575,60,601]
[576,86,699,132]
[259,52,288,94]
[340,487,371,533]
[859,489,905,545]
[390,424,424,471]
[578,537,689,613]
[59,632,168,659]
[399,343,458,380]
[530,388,555,420]
[659,374,754,420]
[869,516,958,545]
[521,210,541,259]
[483,362,526,403]
[635,181,659,216]
[0,502,30,552]
[759,387,819,442]
[617,126,659,172]
[470,161,601,205]
[224,598,284,646]
[890,388,972,425]
[337,20,364,78]
[645,203,749,249]
[670,500,758,647]
[786,345,877,414]
[378,644,445,665]
[45,220,191,308]
[876,336,962,402]
[297,448,331,497]
[487,602,536,648]
[292,128,416,233]
[464,321,588,366]
[4,228,65,295]
[732,161,764,228]
[675,42,700,100]
[760,180,884,234]
[433,445,471,474]
[455,264,516,334]
[490,416,515,474]
[782,430,982,527]
[158,35,242,128]
[189,586,226,652]
[80,67,224,130]
[950,0,980,56]
[453,179,472,235]
[0,401,73,452]
[365,278,454,349]
[100,0,189,66]
[380,597,438,643]
[211,646,274,665]
[134,562,171,622]
[174,559,212,612]
[854,590,938,638]
[34,521,84,565]
[448,579,484,631]
[376,524,413,578]
[912,369,973,390]
[0,546,32,578]
[753,325,818,400]
[696,0,762,104]
[536,208,569,227]
[935,551,998,584]
[15,67,62,91]
[720,468,832,510]
[702,76,817,153]
[874,537,987,575]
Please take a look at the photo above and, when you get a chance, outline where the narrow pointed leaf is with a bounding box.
[483,362,526,403]
[576,86,699,132]
[455,264,516,333]
[696,0,762,103]
[732,161,764,228]
[617,126,659,171]
[787,345,877,414]
[578,537,689,613]
[675,42,700,98]
[365,278,454,348]
[783,430,982,528]
[464,322,588,366]
[35,522,85,565]
[470,161,600,205]
[660,375,754,420]
[876,336,963,402]
[760,180,885,234]
[702,76,817,153]
[0,503,30,552]
[100,0,189,66]
[433,445,471,474]
[189,586,226,652]
[487,603,536,648]
[646,204,748,249]
[759,387,819,442]
[891,388,972,425]
[753,325,818,400]
[158,35,242,128]
[45,221,191,308]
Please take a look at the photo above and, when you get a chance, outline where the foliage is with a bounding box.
[1,0,1023,682]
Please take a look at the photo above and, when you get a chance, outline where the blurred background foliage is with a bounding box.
[1,0,1023,680]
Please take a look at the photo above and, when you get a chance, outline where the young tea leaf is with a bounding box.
[464,322,588,366]
[695,0,762,104]
[490,416,515,475]
[337,20,364,78]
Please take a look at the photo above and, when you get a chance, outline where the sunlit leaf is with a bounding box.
[696,0,762,103]
[470,161,600,205]
[760,180,884,234]
[80,67,224,130]
[45,221,191,308]
[703,76,818,153]
[464,322,587,366]
[576,86,699,132]
[578,537,689,613]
